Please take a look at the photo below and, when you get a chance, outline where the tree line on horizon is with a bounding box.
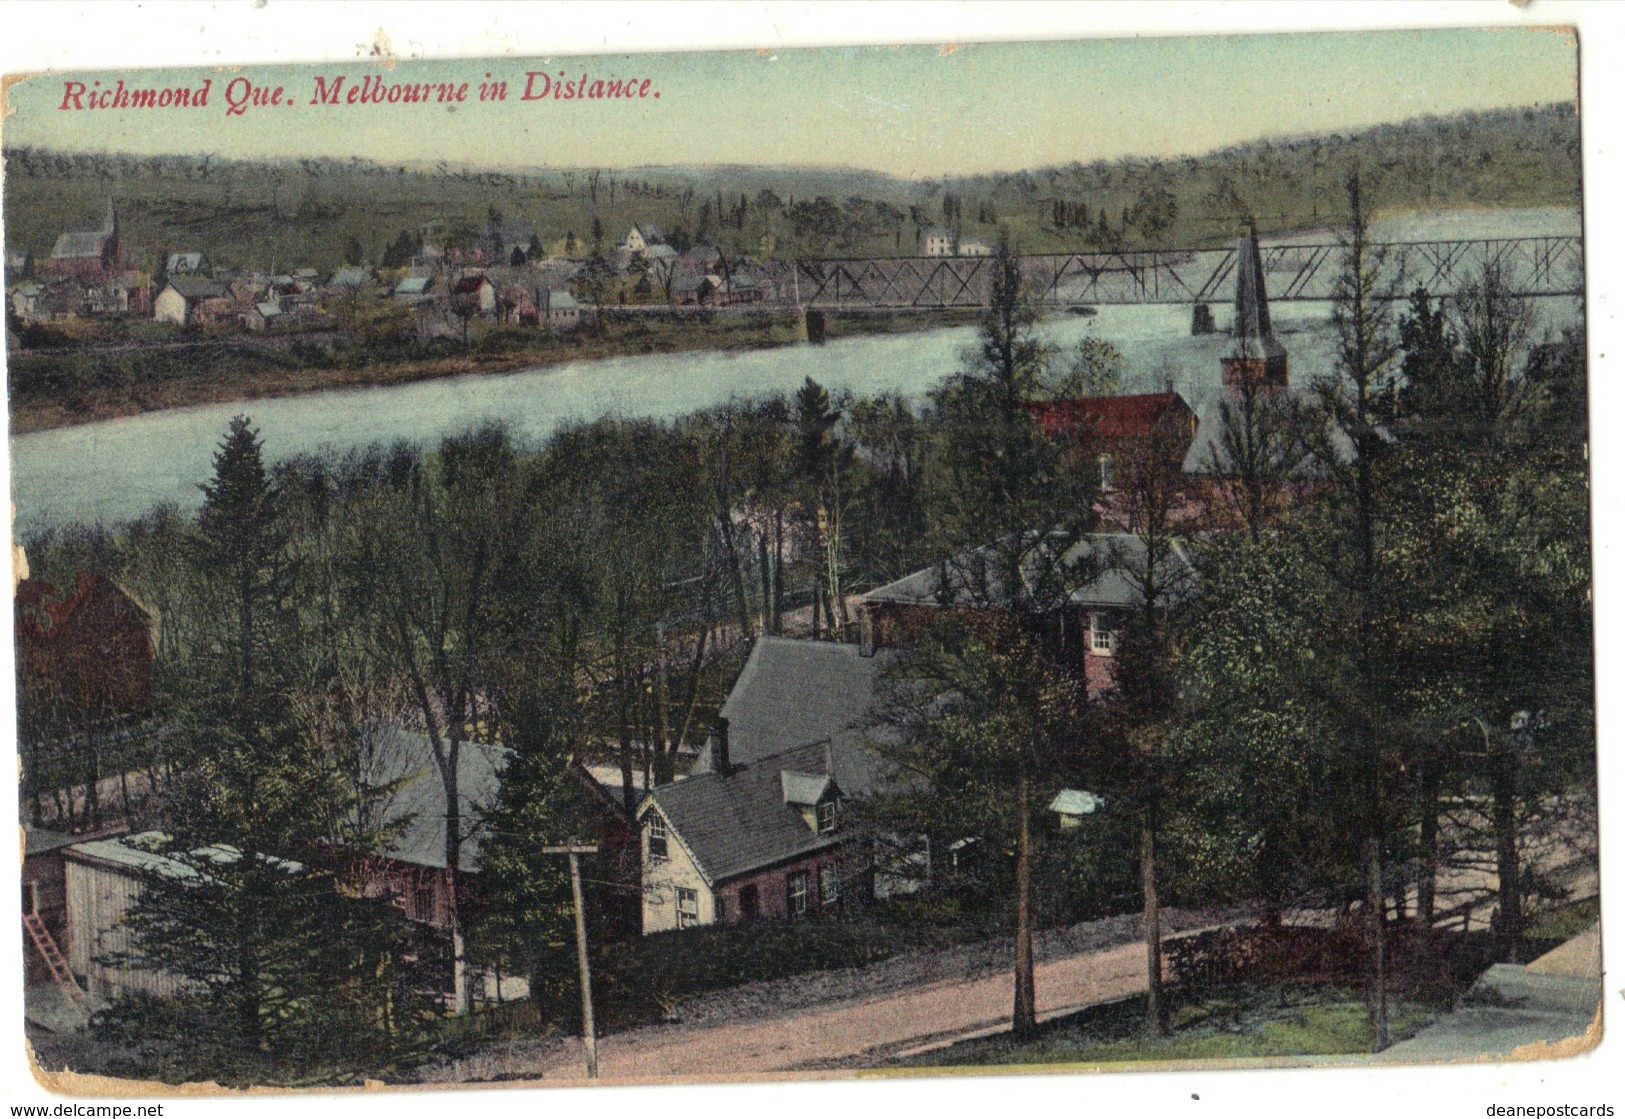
[2,101,1579,274]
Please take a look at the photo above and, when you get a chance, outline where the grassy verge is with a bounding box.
[902,985,1435,1068]
[7,307,981,435]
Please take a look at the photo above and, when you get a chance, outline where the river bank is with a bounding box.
[6,306,982,436]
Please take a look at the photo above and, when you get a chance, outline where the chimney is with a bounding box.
[708,716,731,775]
[824,741,835,777]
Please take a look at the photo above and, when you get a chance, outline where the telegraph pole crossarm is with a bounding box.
[542,842,601,1079]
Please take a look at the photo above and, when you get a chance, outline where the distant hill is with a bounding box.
[2,102,1580,274]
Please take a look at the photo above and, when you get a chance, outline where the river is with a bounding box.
[6,209,1583,536]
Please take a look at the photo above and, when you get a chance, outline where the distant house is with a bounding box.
[393,275,436,304]
[922,225,954,257]
[643,243,678,269]
[1030,391,1198,492]
[958,240,993,257]
[153,276,228,325]
[863,532,1196,698]
[46,203,121,282]
[496,285,538,326]
[450,274,497,315]
[244,301,282,332]
[16,574,155,725]
[540,288,580,330]
[620,224,668,255]
[164,252,210,277]
[670,272,708,305]
[327,267,374,295]
[10,282,44,323]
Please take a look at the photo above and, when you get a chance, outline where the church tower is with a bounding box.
[1220,226,1288,393]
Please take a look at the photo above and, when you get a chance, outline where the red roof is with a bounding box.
[1030,392,1187,439]
[451,275,492,294]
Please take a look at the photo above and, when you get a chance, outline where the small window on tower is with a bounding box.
[1099,454,1115,492]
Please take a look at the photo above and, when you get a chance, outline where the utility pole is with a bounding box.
[543,842,601,1079]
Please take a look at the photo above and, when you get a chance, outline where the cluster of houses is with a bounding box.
[21,229,1313,1022]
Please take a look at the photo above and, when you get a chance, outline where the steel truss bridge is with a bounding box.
[757,236,1581,310]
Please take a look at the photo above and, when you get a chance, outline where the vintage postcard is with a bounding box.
[2,15,1604,1101]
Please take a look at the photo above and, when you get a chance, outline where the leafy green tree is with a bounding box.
[871,612,1085,1040]
[1042,335,1127,400]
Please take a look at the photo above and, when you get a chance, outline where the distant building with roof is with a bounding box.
[863,533,1196,697]
[1030,391,1197,492]
[922,226,954,257]
[153,276,228,325]
[164,252,210,277]
[46,203,121,282]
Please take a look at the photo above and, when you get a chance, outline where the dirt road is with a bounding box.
[419,932,1179,1085]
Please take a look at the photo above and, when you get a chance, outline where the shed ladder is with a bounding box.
[22,912,89,1007]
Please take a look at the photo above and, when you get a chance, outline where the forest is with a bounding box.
[3,102,1580,274]
[16,176,1595,1083]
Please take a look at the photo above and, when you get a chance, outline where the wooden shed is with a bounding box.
[63,833,195,1001]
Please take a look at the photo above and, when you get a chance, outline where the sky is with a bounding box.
[0,27,1578,179]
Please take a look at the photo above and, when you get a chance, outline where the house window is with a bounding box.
[820,864,840,907]
[1090,613,1118,657]
[648,814,668,861]
[739,883,760,919]
[817,799,839,835]
[787,871,811,917]
[1099,455,1115,492]
[677,887,700,929]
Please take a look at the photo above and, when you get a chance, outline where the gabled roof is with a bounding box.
[644,244,678,261]
[711,636,892,798]
[1030,392,1191,440]
[640,741,841,883]
[544,289,578,311]
[163,276,226,301]
[50,230,112,260]
[394,276,432,295]
[1181,390,1356,478]
[253,302,281,318]
[781,770,836,806]
[329,267,373,289]
[864,533,1196,612]
[451,274,492,294]
[364,725,506,872]
[166,252,208,272]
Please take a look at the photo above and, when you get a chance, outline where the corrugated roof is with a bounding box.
[1030,392,1188,440]
[642,741,840,883]
[67,832,304,879]
[712,636,892,798]
[864,533,1195,611]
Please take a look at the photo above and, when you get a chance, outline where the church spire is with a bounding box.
[1221,225,1288,393]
